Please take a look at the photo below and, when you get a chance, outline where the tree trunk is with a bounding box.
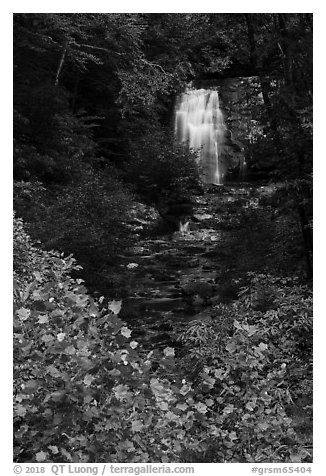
[55,42,68,87]
[244,14,280,145]
[71,75,80,113]
[277,14,294,90]
[246,14,313,278]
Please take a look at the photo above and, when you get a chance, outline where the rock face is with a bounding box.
[127,202,160,231]
[194,76,265,180]
[157,195,195,232]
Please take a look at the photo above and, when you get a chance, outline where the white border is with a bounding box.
[3,3,324,475]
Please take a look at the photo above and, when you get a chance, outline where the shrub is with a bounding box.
[14,168,135,290]
[13,213,51,289]
[125,129,201,205]
[177,273,312,462]
[14,231,313,464]
[14,84,98,183]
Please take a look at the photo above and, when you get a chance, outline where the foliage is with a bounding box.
[14,221,312,463]
[14,169,135,290]
[177,273,312,462]
[14,86,99,183]
[126,129,200,205]
[14,213,50,289]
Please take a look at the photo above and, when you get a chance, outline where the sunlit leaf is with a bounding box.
[17,308,30,321]
[163,347,175,357]
[35,451,48,462]
[38,314,49,324]
[195,402,207,414]
[84,374,94,386]
[131,420,144,432]
[48,446,59,454]
[108,300,122,315]
[120,326,132,338]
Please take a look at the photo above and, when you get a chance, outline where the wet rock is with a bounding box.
[181,281,214,298]
[182,245,207,254]
[157,322,174,331]
[188,311,212,322]
[193,213,214,221]
[144,297,184,312]
[149,332,172,343]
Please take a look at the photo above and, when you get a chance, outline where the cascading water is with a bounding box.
[179,220,190,234]
[175,88,227,185]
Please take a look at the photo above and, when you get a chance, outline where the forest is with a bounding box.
[13,13,313,464]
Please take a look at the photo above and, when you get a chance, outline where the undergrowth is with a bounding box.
[14,217,312,463]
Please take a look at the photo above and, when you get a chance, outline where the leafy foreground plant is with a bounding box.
[178,273,313,463]
[14,218,312,463]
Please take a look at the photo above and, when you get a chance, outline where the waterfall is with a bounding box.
[175,88,227,185]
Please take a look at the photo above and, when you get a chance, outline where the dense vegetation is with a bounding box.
[13,13,312,463]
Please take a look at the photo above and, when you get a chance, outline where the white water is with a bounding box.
[175,89,227,184]
[179,220,190,233]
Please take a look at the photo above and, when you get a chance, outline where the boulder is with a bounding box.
[181,281,214,298]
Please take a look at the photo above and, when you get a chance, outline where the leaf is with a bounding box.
[15,404,27,417]
[38,315,49,324]
[120,326,132,338]
[48,446,59,454]
[202,374,215,387]
[165,411,179,421]
[17,308,30,321]
[84,374,94,386]
[33,271,42,281]
[225,341,237,353]
[41,334,54,343]
[223,404,235,414]
[179,384,191,396]
[195,402,207,414]
[163,347,175,357]
[113,384,130,399]
[57,332,66,342]
[214,369,224,379]
[131,420,144,432]
[64,345,76,355]
[176,403,188,411]
[47,365,61,378]
[46,391,65,403]
[89,303,99,317]
[258,342,268,351]
[257,421,269,431]
[108,300,122,315]
[129,341,138,349]
[245,401,256,411]
[108,369,121,377]
[35,451,48,462]
[229,431,238,441]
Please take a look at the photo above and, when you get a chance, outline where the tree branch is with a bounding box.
[140,58,168,75]
[79,43,125,56]
[55,41,68,87]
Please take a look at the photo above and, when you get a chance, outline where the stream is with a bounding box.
[118,183,263,349]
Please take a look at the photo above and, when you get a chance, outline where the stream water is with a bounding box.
[119,185,257,349]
